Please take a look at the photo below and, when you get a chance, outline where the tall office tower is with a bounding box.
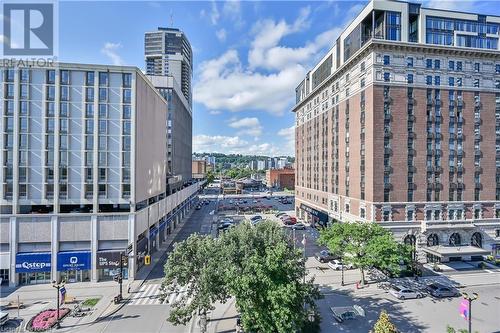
[0,63,200,287]
[145,27,193,106]
[147,75,192,190]
[293,0,500,263]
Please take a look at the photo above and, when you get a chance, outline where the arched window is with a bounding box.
[449,233,461,246]
[404,235,417,260]
[427,234,439,247]
[471,232,482,248]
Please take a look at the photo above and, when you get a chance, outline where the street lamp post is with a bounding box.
[52,280,65,329]
[340,256,345,286]
[462,292,479,333]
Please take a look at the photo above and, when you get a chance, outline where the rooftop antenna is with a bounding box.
[170,10,173,27]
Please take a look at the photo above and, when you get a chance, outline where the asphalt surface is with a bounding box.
[75,200,215,333]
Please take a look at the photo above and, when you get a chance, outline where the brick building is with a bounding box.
[266,168,295,190]
[192,160,207,179]
[293,0,500,262]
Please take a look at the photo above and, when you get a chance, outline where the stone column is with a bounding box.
[91,215,98,282]
[50,215,59,283]
[9,216,18,287]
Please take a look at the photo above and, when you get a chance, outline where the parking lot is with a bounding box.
[307,260,500,333]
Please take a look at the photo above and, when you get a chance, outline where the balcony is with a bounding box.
[475,183,483,190]
[426,165,434,172]
[384,166,393,173]
[384,183,393,190]
[408,132,416,139]
[457,182,465,190]
[474,151,483,157]
[427,99,434,106]
[408,165,417,173]
[475,166,483,173]
[408,149,416,156]
[384,96,393,104]
[408,98,415,105]
[384,130,393,139]
[435,99,442,107]
[435,166,443,173]
[384,113,392,121]
[457,165,464,173]
[435,149,443,157]
[408,183,417,190]
[384,148,392,156]
[474,100,482,108]
[456,99,464,107]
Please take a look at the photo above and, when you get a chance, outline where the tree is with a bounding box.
[318,222,405,284]
[206,170,215,184]
[373,310,398,333]
[220,221,321,333]
[160,234,229,328]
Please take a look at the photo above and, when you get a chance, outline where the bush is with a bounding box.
[486,255,494,261]
[373,310,398,333]
[81,298,100,307]
[27,308,70,332]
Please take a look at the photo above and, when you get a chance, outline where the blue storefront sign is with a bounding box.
[15,252,52,273]
[57,251,91,271]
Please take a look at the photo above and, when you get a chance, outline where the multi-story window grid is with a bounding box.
[18,69,28,200]
[59,70,70,200]
[84,71,95,200]
[345,99,350,198]
[122,73,132,199]
[474,91,482,201]
[426,88,433,201]
[496,93,500,200]
[45,69,56,200]
[334,104,339,194]
[448,90,456,201]
[456,90,464,201]
[360,90,366,201]
[383,86,392,204]
[407,87,415,202]
[3,69,15,200]
[434,89,442,202]
[98,72,108,199]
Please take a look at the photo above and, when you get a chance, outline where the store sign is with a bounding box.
[57,251,91,271]
[300,204,329,222]
[96,251,127,269]
[15,252,51,273]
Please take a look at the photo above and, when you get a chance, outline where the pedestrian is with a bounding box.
[127,282,132,293]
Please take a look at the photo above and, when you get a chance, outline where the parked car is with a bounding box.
[0,312,9,327]
[279,214,290,220]
[426,283,460,298]
[282,217,297,225]
[330,306,365,323]
[389,285,424,299]
[218,222,234,230]
[275,212,287,217]
[328,259,354,271]
[250,215,263,222]
[195,205,202,210]
[315,250,337,263]
[291,223,306,230]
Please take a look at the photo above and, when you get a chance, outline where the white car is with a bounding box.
[327,259,354,270]
[389,285,424,300]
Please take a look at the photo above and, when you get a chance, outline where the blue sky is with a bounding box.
[55,0,500,156]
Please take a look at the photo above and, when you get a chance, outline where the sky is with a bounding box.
[54,0,500,156]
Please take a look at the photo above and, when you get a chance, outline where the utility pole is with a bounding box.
[52,279,66,329]
[462,292,478,333]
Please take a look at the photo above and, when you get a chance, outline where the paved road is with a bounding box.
[76,200,215,333]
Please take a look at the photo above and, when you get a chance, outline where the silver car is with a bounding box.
[389,285,424,300]
[426,283,460,298]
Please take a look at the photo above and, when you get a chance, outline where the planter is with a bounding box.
[26,308,70,332]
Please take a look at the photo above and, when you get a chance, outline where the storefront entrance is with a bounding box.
[19,271,51,285]
[16,252,52,285]
[60,269,90,283]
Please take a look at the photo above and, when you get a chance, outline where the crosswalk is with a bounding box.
[128,284,193,306]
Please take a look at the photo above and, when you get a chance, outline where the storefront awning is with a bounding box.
[300,203,328,223]
[422,245,490,258]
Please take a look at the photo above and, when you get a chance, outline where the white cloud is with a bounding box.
[223,0,245,28]
[101,42,124,66]
[209,110,222,115]
[194,5,360,117]
[210,0,220,25]
[193,134,289,156]
[228,117,263,137]
[277,125,295,155]
[216,28,227,42]
[424,0,477,11]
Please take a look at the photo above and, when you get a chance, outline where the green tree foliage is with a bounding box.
[446,326,472,333]
[373,310,398,333]
[161,234,229,325]
[219,221,321,333]
[318,222,407,283]
[206,170,215,184]
[161,222,321,332]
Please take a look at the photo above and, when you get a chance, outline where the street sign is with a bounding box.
[127,243,133,255]
[60,287,67,305]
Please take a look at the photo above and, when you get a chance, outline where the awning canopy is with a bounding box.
[422,245,490,258]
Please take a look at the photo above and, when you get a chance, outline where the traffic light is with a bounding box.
[113,273,122,283]
[144,255,151,265]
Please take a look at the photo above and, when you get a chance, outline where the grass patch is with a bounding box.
[81,298,100,307]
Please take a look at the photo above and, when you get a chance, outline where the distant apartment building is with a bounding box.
[257,160,268,171]
[192,159,207,179]
[266,168,295,190]
[144,27,193,106]
[249,160,258,170]
[0,63,200,287]
[294,0,500,262]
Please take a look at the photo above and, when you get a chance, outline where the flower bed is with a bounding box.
[26,308,70,332]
